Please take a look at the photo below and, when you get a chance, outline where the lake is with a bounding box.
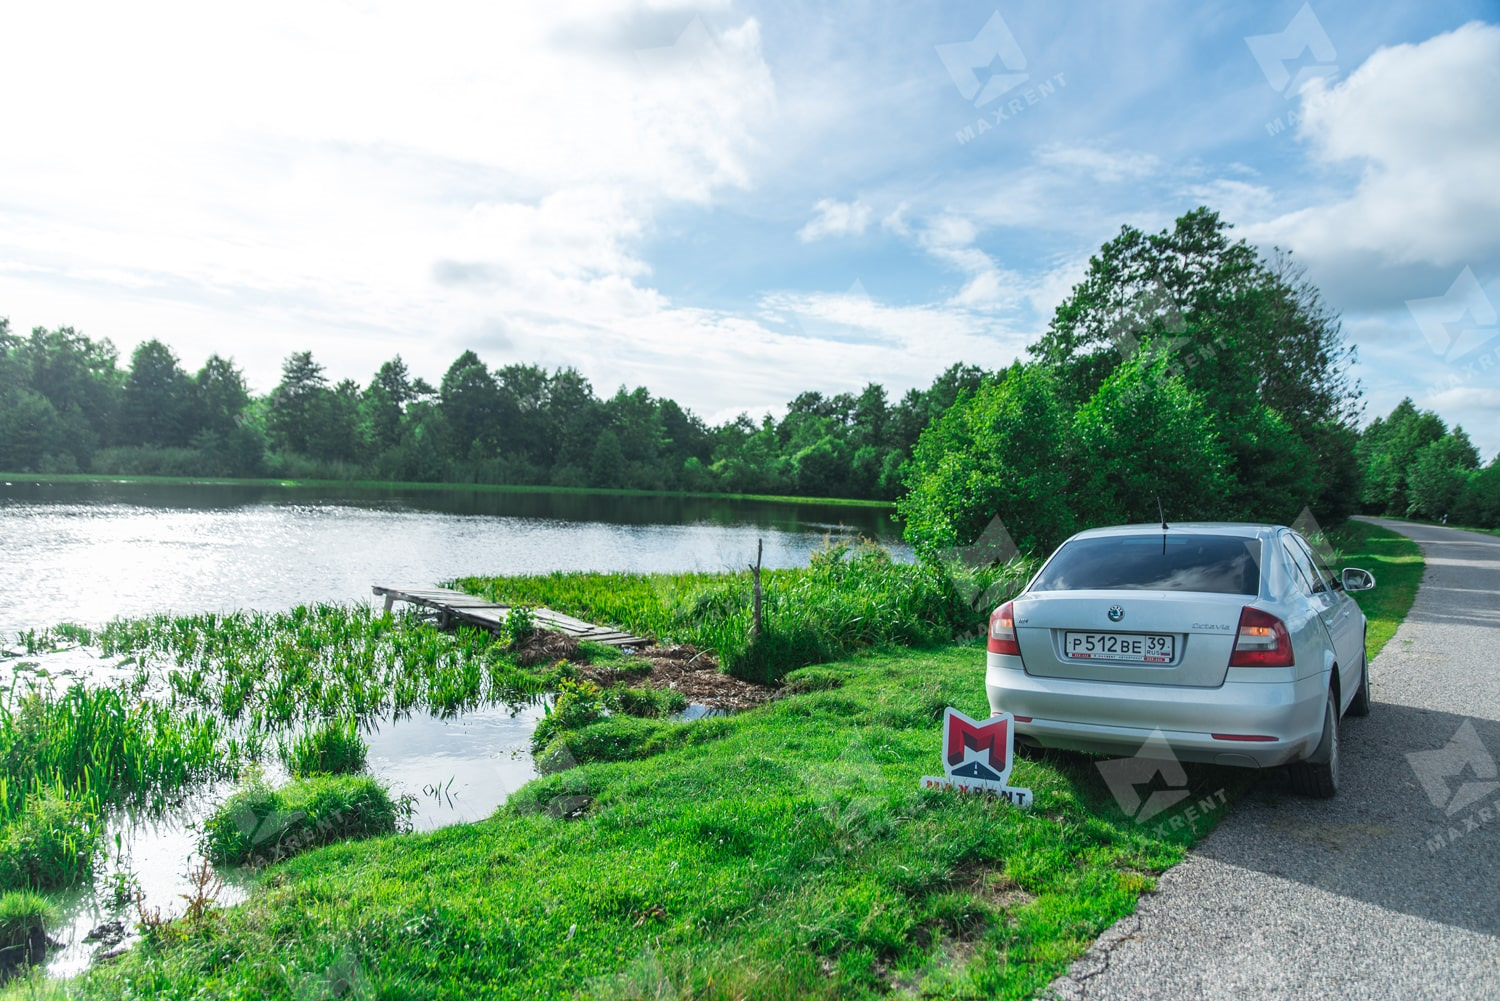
[0,478,909,974]
[0,479,906,640]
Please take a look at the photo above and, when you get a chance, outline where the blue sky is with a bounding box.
[2,1,1497,458]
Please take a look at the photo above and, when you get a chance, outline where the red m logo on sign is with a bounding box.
[945,708,1011,774]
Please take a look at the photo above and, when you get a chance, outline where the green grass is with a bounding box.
[1330,520,1424,659]
[43,643,1227,1000]
[200,774,404,867]
[0,684,226,824]
[0,472,895,509]
[0,795,101,892]
[0,890,53,967]
[278,720,368,777]
[457,540,1035,683]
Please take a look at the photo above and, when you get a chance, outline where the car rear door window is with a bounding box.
[1031,534,1263,595]
[1283,536,1327,594]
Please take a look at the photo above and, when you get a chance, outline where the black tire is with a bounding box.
[1347,648,1371,718]
[1289,688,1340,799]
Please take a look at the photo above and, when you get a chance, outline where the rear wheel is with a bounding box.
[1347,648,1371,718]
[1289,688,1340,798]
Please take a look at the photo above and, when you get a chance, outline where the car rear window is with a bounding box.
[1030,534,1263,595]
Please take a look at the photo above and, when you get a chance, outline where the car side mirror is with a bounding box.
[1341,567,1376,592]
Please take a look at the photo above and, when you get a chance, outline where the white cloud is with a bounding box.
[796,198,873,242]
[0,1,777,393]
[1036,145,1161,183]
[1246,22,1500,295]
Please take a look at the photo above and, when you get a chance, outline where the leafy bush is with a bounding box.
[500,606,537,646]
[897,363,1075,558]
[0,794,102,891]
[278,719,368,776]
[530,679,606,753]
[201,775,402,867]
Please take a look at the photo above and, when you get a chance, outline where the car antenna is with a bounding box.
[1156,494,1168,554]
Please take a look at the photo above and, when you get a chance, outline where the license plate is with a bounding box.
[1063,631,1176,663]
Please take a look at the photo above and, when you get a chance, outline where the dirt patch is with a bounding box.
[512,629,581,667]
[576,644,778,712]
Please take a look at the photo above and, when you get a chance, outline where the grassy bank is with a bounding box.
[1331,520,1423,658]
[0,472,895,509]
[18,642,1221,1000]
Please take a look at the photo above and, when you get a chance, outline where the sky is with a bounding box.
[2,1,1498,459]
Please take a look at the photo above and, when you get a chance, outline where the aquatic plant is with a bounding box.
[278,720,368,777]
[0,889,54,968]
[0,794,101,891]
[0,684,228,826]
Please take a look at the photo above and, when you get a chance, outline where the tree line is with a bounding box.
[897,207,1500,557]
[3,207,1494,535]
[0,316,982,500]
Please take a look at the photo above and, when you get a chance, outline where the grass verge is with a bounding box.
[1331,520,1424,659]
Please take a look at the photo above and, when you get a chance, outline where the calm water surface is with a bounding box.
[0,480,905,638]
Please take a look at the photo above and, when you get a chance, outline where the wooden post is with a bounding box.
[749,538,763,644]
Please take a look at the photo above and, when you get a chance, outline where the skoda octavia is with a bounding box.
[985,523,1375,797]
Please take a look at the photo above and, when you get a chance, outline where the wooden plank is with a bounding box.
[373,584,651,647]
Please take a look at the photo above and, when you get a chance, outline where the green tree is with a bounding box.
[1406,428,1480,520]
[120,339,195,446]
[438,351,506,465]
[1070,352,1232,527]
[362,356,428,455]
[267,352,329,455]
[20,325,122,466]
[1357,399,1447,514]
[898,364,1073,557]
[194,355,251,437]
[1453,457,1500,528]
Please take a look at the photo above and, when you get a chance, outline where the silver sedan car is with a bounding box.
[986,523,1375,797]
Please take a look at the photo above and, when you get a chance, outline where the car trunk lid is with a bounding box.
[1012,591,1244,688]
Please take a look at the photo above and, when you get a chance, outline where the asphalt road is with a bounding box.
[1046,519,1500,1000]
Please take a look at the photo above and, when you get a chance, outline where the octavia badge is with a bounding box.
[1107,605,1125,622]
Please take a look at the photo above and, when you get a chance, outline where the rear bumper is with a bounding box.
[986,652,1327,768]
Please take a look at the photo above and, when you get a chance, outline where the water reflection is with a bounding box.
[0,481,905,639]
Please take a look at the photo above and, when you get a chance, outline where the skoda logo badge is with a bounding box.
[1107,605,1125,622]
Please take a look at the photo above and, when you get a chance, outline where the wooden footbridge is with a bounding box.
[371,585,650,648]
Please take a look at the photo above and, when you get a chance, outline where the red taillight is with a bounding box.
[988,601,1020,656]
[1228,606,1294,667]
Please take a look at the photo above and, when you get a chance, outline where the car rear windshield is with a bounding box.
[1030,534,1263,595]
